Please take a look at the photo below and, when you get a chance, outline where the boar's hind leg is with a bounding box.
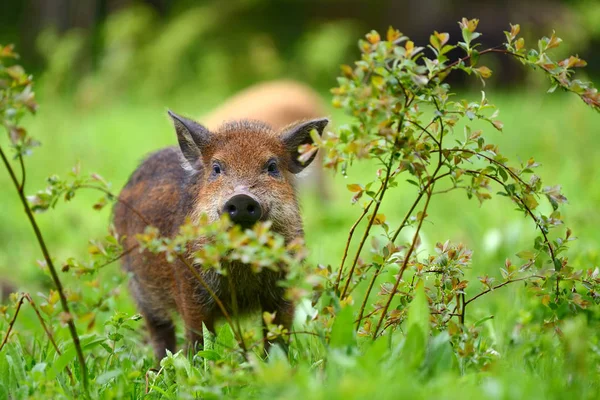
[262,300,295,356]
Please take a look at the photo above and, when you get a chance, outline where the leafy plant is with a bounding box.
[305,19,600,369]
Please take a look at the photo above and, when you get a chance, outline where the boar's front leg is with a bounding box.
[180,301,216,357]
[262,300,295,356]
[130,279,176,360]
[146,315,176,360]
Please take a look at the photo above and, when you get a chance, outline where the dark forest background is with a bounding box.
[1,0,599,104]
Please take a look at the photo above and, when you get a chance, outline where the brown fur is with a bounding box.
[114,114,327,360]
[202,80,330,201]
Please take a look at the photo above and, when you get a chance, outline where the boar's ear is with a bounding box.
[168,110,210,169]
[281,118,329,173]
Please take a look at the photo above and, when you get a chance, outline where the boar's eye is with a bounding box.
[266,159,280,177]
[211,162,222,177]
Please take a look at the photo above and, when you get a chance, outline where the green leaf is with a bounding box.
[407,283,430,339]
[196,350,221,361]
[516,250,536,260]
[523,194,539,210]
[330,306,356,350]
[96,369,123,385]
[424,332,457,377]
[47,335,105,380]
[553,258,563,272]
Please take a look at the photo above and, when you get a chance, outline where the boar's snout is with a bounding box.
[223,193,263,228]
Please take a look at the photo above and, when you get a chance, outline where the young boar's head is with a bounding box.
[168,111,328,242]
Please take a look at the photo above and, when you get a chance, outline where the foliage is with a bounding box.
[1,18,600,399]
[314,20,600,351]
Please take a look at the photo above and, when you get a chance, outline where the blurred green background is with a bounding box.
[0,0,599,324]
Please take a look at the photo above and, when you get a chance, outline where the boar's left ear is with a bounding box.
[281,118,329,173]
[168,110,210,169]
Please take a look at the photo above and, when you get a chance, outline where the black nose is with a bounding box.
[223,194,263,228]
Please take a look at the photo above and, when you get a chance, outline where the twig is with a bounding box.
[390,172,450,243]
[225,265,248,356]
[373,187,435,339]
[18,154,25,191]
[0,145,88,391]
[464,170,557,261]
[407,119,440,147]
[333,185,383,293]
[340,156,395,299]
[23,293,75,383]
[94,245,138,270]
[78,184,151,226]
[0,294,25,352]
[464,275,545,307]
[432,148,530,188]
[440,45,522,73]
[355,264,384,330]
[459,292,465,325]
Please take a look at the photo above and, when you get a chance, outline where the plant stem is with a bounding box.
[0,145,88,391]
[24,293,75,384]
[340,158,394,299]
[464,275,545,307]
[432,148,529,187]
[0,294,25,352]
[372,187,435,339]
[464,170,557,262]
[355,264,384,331]
[333,185,383,294]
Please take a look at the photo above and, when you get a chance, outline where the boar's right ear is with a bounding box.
[281,118,329,173]
[168,110,210,169]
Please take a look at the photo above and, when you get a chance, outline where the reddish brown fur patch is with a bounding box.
[202,80,330,201]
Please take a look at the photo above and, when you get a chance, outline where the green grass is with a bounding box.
[0,88,599,398]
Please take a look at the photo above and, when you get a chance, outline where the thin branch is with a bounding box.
[355,307,381,324]
[225,265,248,356]
[464,169,556,262]
[407,120,439,146]
[432,186,464,195]
[78,184,151,226]
[340,156,395,299]
[18,154,25,191]
[464,275,545,307]
[373,187,435,339]
[94,244,138,270]
[0,145,88,391]
[23,293,74,384]
[390,171,450,243]
[333,185,383,293]
[432,148,529,188]
[440,45,522,73]
[0,294,25,352]
[459,292,465,325]
[356,264,384,330]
